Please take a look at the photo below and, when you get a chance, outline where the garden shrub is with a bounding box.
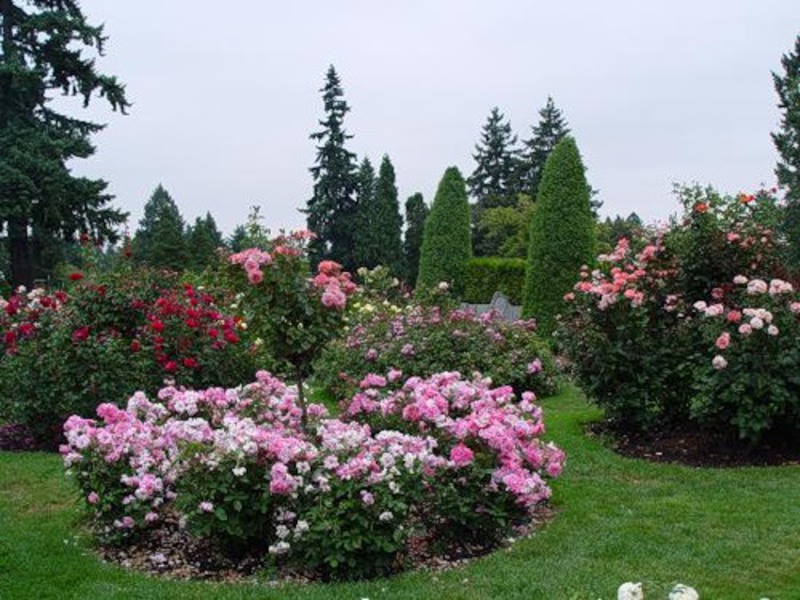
[0,267,264,445]
[314,302,558,401]
[62,370,564,580]
[417,167,472,295]
[522,136,596,336]
[463,257,526,304]
[560,186,800,444]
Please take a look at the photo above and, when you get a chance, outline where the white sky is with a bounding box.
[65,0,800,237]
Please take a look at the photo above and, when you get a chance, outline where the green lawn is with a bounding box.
[1,387,798,599]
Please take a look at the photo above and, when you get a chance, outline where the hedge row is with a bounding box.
[462,257,526,304]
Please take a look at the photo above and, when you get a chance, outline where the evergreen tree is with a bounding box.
[133,185,188,271]
[186,212,222,271]
[467,107,518,208]
[402,192,427,286]
[352,157,376,268]
[773,34,800,268]
[417,167,472,294]
[0,0,129,286]
[519,96,570,200]
[477,194,534,258]
[228,225,248,253]
[372,155,403,274]
[522,137,595,335]
[305,65,358,270]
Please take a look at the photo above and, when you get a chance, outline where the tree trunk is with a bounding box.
[9,217,33,288]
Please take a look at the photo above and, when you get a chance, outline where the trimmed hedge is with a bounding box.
[463,257,526,304]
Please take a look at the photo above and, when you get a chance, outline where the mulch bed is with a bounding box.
[588,421,800,468]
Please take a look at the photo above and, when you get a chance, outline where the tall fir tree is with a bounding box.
[133,185,188,271]
[519,96,570,200]
[371,155,403,274]
[0,0,129,286]
[467,107,518,209]
[186,212,222,271]
[402,192,428,286]
[773,34,800,269]
[352,157,376,268]
[417,167,472,294]
[305,65,358,270]
[522,137,595,335]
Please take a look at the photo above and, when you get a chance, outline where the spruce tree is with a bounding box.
[417,167,472,294]
[0,0,129,286]
[519,96,570,200]
[402,192,427,286]
[467,107,518,209]
[773,34,800,268]
[522,137,595,335]
[133,185,188,271]
[305,65,358,270]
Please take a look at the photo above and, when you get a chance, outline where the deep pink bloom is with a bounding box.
[449,444,474,467]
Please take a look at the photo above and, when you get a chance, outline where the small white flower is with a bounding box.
[378,511,394,522]
[617,582,644,600]
[232,465,246,477]
[669,583,699,600]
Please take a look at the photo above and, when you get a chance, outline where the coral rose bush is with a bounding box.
[62,371,562,580]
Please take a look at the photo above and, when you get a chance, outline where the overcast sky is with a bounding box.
[68,0,800,237]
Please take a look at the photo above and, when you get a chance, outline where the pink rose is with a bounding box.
[449,444,474,467]
[715,332,730,350]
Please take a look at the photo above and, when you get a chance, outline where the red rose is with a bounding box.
[164,361,177,373]
[183,357,198,369]
[72,326,90,343]
[130,340,141,352]
[151,320,165,333]
[69,272,84,281]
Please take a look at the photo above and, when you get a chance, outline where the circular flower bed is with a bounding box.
[61,370,563,580]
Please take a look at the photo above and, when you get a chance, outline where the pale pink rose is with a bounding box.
[750,317,764,330]
[746,279,768,295]
[767,324,779,336]
[87,492,99,505]
[715,332,730,350]
[733,275,748,285]
[738,323,753,336]
[712,355,728,370]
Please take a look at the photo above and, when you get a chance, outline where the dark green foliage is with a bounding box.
[773,34,800,270]
[417,167,472,294]
[476,194,533,258]
[0,0,129,286]
[518,96,570,200]
[402,192,427,286]
[186,212,222,271]
[132,185,188,271]
[305,65,358,270]
[522,137,595,335]
[462,257,526,304]
[227,225,248,252]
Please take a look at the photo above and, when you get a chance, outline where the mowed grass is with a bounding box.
[2,387,798,599]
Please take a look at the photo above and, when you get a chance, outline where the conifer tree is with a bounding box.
[133,185,188,271]
[773,34,800,268]
[522,137,595,335]
[353,157,376,268]
[0,0,129,285]
[372,155,403,274]
[417,167,472,294]
[467,107,518,209]
[305,65,358,270]
[186,212,222,271]
[402,192,427,286]
[519,96,570,200]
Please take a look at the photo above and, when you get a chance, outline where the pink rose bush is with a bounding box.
[561,185,800,444]
[62,370,562,579]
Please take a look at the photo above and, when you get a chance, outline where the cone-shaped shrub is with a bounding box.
[522,137,595,334]
[417,167,472,294]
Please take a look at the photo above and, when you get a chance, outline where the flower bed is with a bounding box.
[62,371,563,580]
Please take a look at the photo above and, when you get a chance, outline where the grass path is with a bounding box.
[2,387,798,599]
